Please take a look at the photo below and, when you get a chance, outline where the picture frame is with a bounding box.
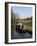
[5,2,36,44]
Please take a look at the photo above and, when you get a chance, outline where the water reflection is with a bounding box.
[11,31,32,39]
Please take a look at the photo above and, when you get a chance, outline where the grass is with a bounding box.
[11,16,32,33]
[16,19,32,32]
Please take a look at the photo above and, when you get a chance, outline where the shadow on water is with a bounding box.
[11,31,32,39]
[11,25,32,39]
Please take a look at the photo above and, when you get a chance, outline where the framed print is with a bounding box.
[5,2,36,44]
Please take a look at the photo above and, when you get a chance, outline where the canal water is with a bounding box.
[11,24,32,39]
[11,31,32,39]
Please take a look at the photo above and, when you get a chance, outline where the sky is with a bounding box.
[11,6,32,19]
